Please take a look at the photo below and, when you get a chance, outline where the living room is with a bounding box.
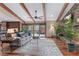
[0,3,78,56]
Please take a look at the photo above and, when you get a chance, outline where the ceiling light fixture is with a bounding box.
[51,14,53,17]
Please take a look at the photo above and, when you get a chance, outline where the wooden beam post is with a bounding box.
[56,3,69,22]
[42,3,47,37]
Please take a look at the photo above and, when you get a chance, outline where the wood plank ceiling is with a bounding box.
[0,3,74,23]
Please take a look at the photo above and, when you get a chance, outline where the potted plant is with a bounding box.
[65,29,75,52]
[64,17,75,52]
[55,25,64,40]
[21,27,28,33]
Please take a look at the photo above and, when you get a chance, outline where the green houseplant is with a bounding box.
[64,17,75,52]
[65,29,75,52]
[56,25,62,38]
[55,25,62,34]
[55,25,64,39]
[64,29,75,43]
[21,27,28,33]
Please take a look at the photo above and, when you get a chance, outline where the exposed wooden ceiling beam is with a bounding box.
[20,3,36,24]
[56,3,69,22]
[0,3,25,23]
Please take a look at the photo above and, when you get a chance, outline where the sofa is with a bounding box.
[10,32,32,47]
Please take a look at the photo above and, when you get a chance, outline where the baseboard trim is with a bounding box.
[46,36,56,38]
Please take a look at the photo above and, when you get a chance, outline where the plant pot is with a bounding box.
[67,43,75,52]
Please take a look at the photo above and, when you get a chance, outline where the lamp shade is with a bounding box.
[7,28,14,33]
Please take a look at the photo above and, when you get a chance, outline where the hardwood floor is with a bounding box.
[53,37,79,56]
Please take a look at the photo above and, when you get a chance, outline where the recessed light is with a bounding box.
[50,14,53,17]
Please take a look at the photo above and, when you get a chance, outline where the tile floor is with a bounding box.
[14,37,63,56]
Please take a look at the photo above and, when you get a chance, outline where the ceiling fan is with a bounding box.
[27,10,44,19]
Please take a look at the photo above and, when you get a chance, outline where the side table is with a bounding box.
[0,39,14,53]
